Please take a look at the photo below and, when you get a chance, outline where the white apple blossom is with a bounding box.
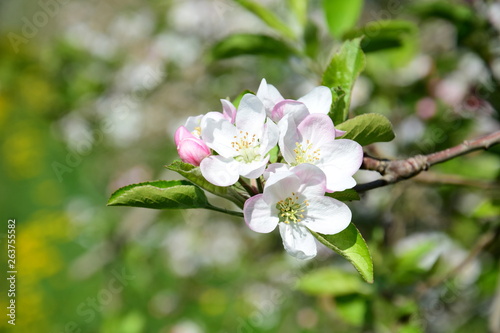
[256,78,346,138]
[200,94,279,186]
[256,78,332,122]
[278,112,363,192]
[244,163,351,260]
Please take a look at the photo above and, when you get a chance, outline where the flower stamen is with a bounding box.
[293,142,321,165]
[276,193,309,224]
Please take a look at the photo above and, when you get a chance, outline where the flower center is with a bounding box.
[193,126,202,138]
[276,193,309,224]
[232,131,261,163]
[293,140,320,165]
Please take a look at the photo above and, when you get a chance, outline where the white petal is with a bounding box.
[298,86,332,115]
[278,114,301,164]
[201,118,238,157]
[244,194,279,233]
[185,115,204,133]
[263,170,300,204]
[279,223,317,260]
[271,100,309,123]
[263,163,290,180]
[221,99,236,123]
[260,119,279,155]
[297,113,336,149]
[302,196,351,235]
[318,139,363,192]
[238,155,269,179]
[335,128,346,138]
[236,94,266,135]
[256,78,284,116]
[291,164,327,197]
[200,156,239,186]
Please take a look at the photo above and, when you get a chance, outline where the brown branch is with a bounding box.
[414,172,500,190]
[355,131,500,192]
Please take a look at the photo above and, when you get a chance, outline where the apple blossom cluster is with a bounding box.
[174,79,363,259]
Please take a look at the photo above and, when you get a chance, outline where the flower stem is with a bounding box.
[205,204,244,217]
[256,177,264,193]
[238,177,258,196]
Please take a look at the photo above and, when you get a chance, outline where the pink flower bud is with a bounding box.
[174,126,211,166]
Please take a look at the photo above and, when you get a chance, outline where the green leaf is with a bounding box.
[322,38,366,124]
[336,113,395,146]
[304,21,320,58]
[410,1,476,40]
[327,189,360,201]
[210,34,295,60]
[296,267,371,296]
[234,0,295,39]
[323,0,364,39]
[288,0,308,29]
[344,20,419,68]
[310,223,373,283]
[107,180,209,209]
[268,145,279,164]
[166,160,246,208]
[343,20,418,53]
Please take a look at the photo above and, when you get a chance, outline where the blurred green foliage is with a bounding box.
[1,0,500,332]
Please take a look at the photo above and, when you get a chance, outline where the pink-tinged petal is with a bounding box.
[279,223,317,260]
[297,113,336,149]
[260,119,279,155]
[201,118,238,157]
[221,99,237,124]
[244,194,279,233]
[174,126,194,145]
[291,164,327,197]
[238,155,269,179]
[271,100,309,123]
[335,128,346,138]
[302,196,351,235]
[201,111,226,126]
[298,86,332,115]
[200,155,239,186]
[177,137,211,166]
[256,78,284,116]
[263,171,300,204]
[185,115,204,133]
[263,163,289,180]
[318,139,363,191]
[278,114,301,164]
[236,94,266,135]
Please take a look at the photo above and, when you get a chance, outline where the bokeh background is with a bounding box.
[1,0,500,332]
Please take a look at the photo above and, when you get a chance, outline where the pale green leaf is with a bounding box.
[166,160,246,208]
[323,0,364,38]
[107,180,208,210]
[343,20,419,67]
[322,38,366,124]
[327,189,360,201]
[296,267,372,296]
[211,34,295,60]
[311,223,374,283]
[234,0,295,39]
[288,0,308,29]
[336,113,395,146]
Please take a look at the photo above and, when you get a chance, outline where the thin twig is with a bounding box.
[238,177,258,196]
[205,204,244,217]
[256,177,264,193]
[414,172,499,190]
[355,131,500,192]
